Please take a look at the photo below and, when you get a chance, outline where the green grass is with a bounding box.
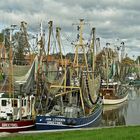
[1,126,140,140]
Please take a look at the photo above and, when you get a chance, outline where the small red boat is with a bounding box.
[0,93,36,132]
[0,22,36,133]
[0,119,35,133]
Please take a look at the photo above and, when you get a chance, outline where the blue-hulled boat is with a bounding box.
[35,19,102,130]
[36,102,102,130]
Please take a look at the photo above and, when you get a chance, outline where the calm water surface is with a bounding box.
[101,86,140,127]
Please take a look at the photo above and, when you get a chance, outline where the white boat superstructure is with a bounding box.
[0,93,35,120]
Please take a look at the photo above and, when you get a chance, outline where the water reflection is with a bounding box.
[125,86,140,125]
[101,102,128,126]
[101,86,140,127]
[129,86,140,99]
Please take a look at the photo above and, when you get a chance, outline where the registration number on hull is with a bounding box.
[1,123,18,127]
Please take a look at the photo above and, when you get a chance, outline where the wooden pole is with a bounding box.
[47,21,53,55]
[56,27,63,65]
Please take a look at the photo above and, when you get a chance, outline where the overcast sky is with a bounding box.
[0,0,140,58]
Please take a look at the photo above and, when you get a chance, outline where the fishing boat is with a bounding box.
[0,22,36,132]
[98,47,128,105]
[129,79,140,86]
[35,19,102,130]
[0,61,36,133]
[100,81,128,104]
[0,93,35,132]
[129,59,140,86]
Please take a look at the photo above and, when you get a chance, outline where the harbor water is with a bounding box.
[101,86,140,127]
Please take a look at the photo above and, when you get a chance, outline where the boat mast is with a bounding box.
[73,19,89,114]
[38,22,46,70]
[56,26,65,113]
[73,19,89,72]
[40,22,46,56]
[56,27,63,64]
[90,27,95,80]
[95,38,101,55]
[9,28,13,98]
[36,22,45,103]
[105,47,109,89]
[47,21,53,55]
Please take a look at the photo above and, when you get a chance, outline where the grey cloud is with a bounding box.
[0,0,140,57]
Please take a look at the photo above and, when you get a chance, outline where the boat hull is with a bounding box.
[102,93,128,105]
[129,80,140,86]
[0,119,35,133]
[35,105,102,130]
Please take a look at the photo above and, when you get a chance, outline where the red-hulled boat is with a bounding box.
[0,21,36,133]
[0,93,36,132]
[0,119,35,133]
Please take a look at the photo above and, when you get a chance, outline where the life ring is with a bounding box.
[21,108,25,115]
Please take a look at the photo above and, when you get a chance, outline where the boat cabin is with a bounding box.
[0,93,35,120]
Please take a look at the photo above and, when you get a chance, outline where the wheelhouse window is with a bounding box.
[1,100,7,106]
[12,99,18,107]
[22,99,26,106]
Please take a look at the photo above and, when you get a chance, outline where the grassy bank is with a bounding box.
[1,126,140,140]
